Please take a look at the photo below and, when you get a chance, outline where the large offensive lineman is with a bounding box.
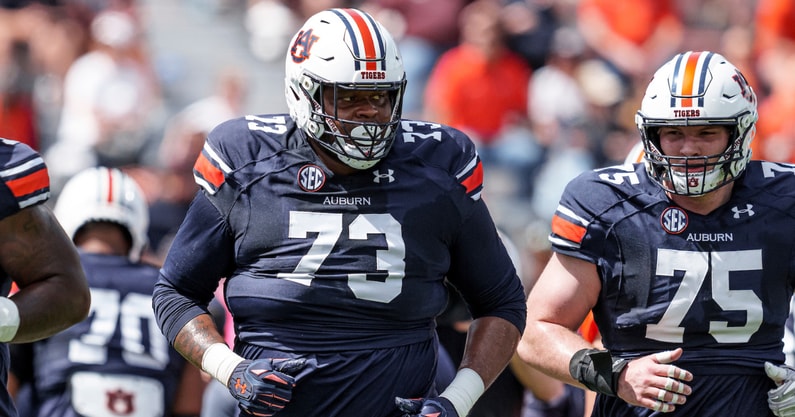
[152,8,526,417]
[517,50,795,416]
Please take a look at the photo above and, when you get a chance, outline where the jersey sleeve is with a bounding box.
[403,121,485,203]
[153,191,236,344]
[445,199,527,334]
[547,169,620,264]
[0,138,50,219]
[192,119,240,196]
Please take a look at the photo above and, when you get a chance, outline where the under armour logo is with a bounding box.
[373,169,395,184]
[731,204,754,218]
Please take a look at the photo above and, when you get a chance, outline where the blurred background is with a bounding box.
[2,1,793,416]
[1,0,789,279]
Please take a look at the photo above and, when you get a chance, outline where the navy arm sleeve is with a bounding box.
[153,191,236,344]
[446,199,527,334]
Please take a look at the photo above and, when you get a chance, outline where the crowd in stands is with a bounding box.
[1,0,794,416]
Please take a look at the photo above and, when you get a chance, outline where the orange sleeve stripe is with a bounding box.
[194,153,225,188]
[5,167,48,198]
[460,161,484,194]
[551,213,586,244]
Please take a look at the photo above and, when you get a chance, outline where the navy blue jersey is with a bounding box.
[0,138,50,417]
[24,253,186,417]
[550,161,795,416]
[153,115,526,417]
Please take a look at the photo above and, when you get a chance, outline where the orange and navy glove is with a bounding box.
[227,358,306,416]
[395,396,459,417]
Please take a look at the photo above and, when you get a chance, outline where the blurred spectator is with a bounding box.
[0,3,91,151]
[752,48,795,163]
[575,0,684,84]
[0,40,38,149]
[140,66,246,259]
[424,0,539,198]
[244,0,298,62]
[528,26,587,147]
[244,0,352,62]
[500,0,562,71]
[363,0,467,118]
[45,9,164,192]
[754,0,795,60]
[750,0,795,163]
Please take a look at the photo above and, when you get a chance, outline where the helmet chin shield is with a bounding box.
[635,51,758,196]
[284,8,406,170]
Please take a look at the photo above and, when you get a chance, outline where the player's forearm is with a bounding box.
[458,315,521,389]
[174,313,227,369]
[517,319,593,388]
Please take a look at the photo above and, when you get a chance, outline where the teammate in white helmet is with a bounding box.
[10,167,204,417]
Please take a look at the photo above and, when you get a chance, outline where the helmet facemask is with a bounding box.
[294,74,405,170]
[638,115,754,196]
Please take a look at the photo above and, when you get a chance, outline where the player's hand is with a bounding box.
[227,358,307,416]
[765,361,795,416]
[395,396,459,417]
[615,348,692,413]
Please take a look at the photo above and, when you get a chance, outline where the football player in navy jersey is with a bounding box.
[10,167,204,417]
[152,7,526,417]
[517,50,795,417]
[0,138,90,417]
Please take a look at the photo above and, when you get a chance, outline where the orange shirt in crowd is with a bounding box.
[424,44,530,145]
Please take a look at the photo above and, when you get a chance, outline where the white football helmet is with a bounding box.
[54,167,149,261]
[635,51,758,195]
[285,8,406,170]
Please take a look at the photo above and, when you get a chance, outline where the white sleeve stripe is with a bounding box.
[556,204,589,227]
[0,156,44,179]
[203,143,232,174]
[194,175,217,195]
[456,154,479,179]
[18,192,49,209]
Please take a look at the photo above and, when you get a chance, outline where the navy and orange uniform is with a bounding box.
[153,115,527,417]
[11,253,187,417]
[0,138,49,417]
[549,161,795,416]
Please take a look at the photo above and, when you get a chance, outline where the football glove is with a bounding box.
[395,396,459,417]
[228,358,307,416]
[765,361,795,417]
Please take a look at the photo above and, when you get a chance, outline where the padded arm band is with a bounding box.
[569,348,628,397]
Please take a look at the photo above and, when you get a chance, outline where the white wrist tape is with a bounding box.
[201,343,245,385]
[440,368,485,417]
[0,297,19,342]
